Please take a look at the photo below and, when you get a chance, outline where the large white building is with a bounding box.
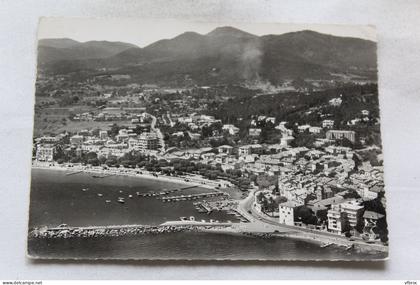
[327,200,364,234]
[279,201,302,226]
[326,130,356,143]
[36,144,56,162]
[138,132,159,150]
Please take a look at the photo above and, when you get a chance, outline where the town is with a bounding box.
[32,76,388,246]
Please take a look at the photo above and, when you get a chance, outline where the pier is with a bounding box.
[65,170,83,176]
[158,191,229,202]
[137,185,200,197]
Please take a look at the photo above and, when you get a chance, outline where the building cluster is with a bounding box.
[176,113,221,131]
[270,143,385,241]
[72,107,148,123]
[35,128,161,162]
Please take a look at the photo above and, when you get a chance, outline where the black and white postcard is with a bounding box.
[28,19,388,260]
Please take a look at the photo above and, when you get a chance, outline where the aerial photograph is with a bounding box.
[27,19,388,260]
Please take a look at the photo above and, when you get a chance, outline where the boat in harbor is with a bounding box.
[92,175,105,178]
[105,200,111,203]
[97,193,103,197]
[82,188,88,192]
[128,195,133,198]
[320,242,333,248]
[345,244,354,251]
[117,197,125,204]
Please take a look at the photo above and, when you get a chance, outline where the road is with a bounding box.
[238,189,388,251]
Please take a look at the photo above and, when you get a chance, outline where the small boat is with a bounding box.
[105,200,111,203]
[117,197,125,204]
[320,242,333,248]
[82,188,88,192]
[97,193,103,197]
[128,195,133,198]
[119,190,123,193]
[180,217,188,221]
[136,192,140,196]
[92,175,104,178]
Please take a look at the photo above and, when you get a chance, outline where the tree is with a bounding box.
[295,205,318,225]
[256,174,278,189]
[291,132,315,148]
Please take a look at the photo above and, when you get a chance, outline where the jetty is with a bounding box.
[65,170,83,176]
[138,185,200,197]
[159,191,229,202]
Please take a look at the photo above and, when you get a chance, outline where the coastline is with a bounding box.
[30,162,388,255]
[31,162,226,191]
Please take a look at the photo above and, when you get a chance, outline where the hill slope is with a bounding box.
[38,27,377,85]
[37,39,138,64]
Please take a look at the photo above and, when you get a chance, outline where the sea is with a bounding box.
[27,168,387,260]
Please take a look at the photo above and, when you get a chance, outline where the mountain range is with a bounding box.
[38,27,377,85]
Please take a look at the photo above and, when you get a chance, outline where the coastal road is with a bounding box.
[240,189,388,251]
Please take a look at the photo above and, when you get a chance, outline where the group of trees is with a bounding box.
[256,192,287,215]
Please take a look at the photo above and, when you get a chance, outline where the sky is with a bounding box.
[38,18,377,47]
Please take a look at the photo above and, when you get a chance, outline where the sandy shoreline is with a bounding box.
[31,162,226,191]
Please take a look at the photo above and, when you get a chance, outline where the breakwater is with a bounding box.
[28,224,225,239]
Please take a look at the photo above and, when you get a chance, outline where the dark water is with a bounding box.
[29,168,239,227]
[28,168,387,260]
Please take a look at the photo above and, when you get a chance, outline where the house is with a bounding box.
[280,136,294,146]
[222,124,239,135]
[361,110,370,116]
[218,145,233,155]
[329,97,342,106]
[298,125,311,133]
[238,144,263,156]
[309,126,322,134]
[187,132,201,140]
[279,201,302,226]
[99,130,108,140]
[265,117,276,124]
[249,128,262,137]
[322,119,335,129]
